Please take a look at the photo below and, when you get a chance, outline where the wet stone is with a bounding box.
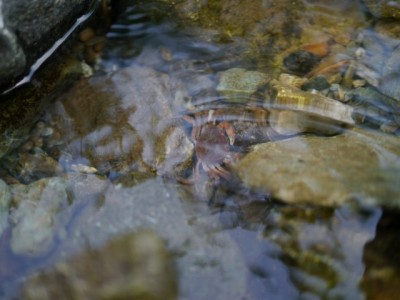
[264,79,355,136]
[9,177,70,255]
[18,152,63,182]
[233,128,400,207]
[380,45,400,104]
[283,50,321,76]
[262,204,381,299]
[66,172,110,199]
[61,178,248,300]
[46,65,193,177]
[301,75,330,91]
[352,86,400,126]
[360,210,400,300]
[0,179,11,236]
[21,230,177,300]
[364,0,400,20]
[359,30,400,101]
[216,68,271,103]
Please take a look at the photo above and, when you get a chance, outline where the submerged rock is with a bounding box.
[380,45,400,105]
[262,204,381,299]
[361,210,400,300]
[46,65,193,177]
[6,173,109,257]
[9,177,70,255]
[0,179,11,236]
[364,0,400,20]
[21,230,177,300]
[216,68,271,103]
[358,30,400,112]
[61,178,248,300]
[283,50,322,76]
[265,79,355,136]
[233,128,400,207]
[18,152,63,183]
[165,0,365,72]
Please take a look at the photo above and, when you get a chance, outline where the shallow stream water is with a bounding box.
[1,1,400,299]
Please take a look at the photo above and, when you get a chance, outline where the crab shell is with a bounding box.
[195,124,231,165]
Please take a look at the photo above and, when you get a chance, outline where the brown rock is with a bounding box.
[233,128,400,206]
[21,230,177,300]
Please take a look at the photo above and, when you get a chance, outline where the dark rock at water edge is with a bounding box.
[0,0,94,90]
[361,210,400,299]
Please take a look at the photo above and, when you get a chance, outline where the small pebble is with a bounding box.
[330,84,346,102]
[301,76,330,91]
[81,62,94,78]
[283,50,321,76]
[279,73,307,88]
[160,47,173,62]
[79,27,95,43]
[70,164,98,174]
[352,79,366,88]
[30,121,46,138]
[355,47,366,60]
[301,40,331,57]
[33,137,44,148]
[40,127,54,137]
[19,140,34,153]
[93,41,105,53]
[380,122,400,134]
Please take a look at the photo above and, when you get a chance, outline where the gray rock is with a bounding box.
[10,177,70,255]
[0,179,10,236]
[360,30,400,102]
[64,178,248,300]
[0,0,93,88]
[7,174,110,256]
[233,128,400,207]
[380,45,400,103]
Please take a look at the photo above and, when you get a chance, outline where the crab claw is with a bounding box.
[218,121,235,145]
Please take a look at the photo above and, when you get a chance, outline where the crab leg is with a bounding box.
[214,165,231,179]
[182,114,200,141]
[204,164,230,180]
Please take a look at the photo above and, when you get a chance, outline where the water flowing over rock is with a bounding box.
[47,65,193,177]
[61,178,248,300]
[233,128,400,207]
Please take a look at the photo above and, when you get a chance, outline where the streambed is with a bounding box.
[0,1,400,299]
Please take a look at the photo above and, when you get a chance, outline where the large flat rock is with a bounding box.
[233,128,400,207]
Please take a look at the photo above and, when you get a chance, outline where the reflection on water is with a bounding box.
[0,0,400,299]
